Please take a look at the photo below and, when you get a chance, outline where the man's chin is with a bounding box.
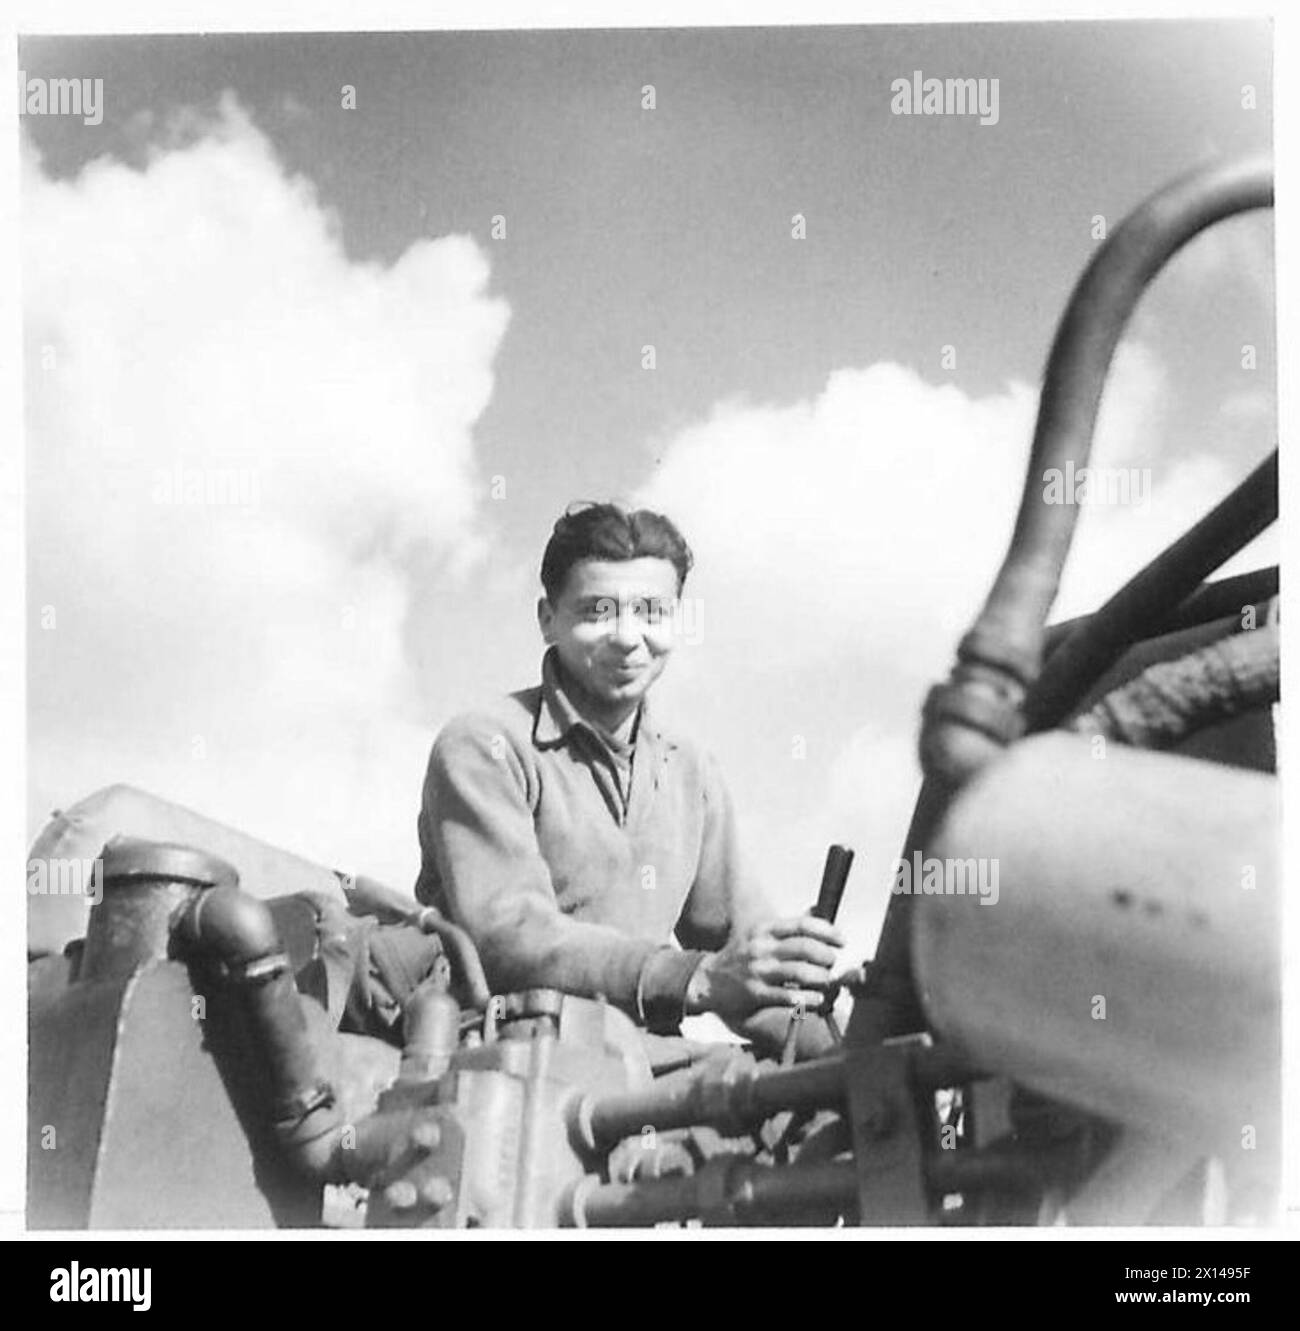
[560,655,663,708]
[597,679,645,702]
[592,672,660,708]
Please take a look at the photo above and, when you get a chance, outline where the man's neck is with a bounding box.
[603,705,640,748]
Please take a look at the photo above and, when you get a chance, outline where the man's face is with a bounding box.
[539,557,680,716]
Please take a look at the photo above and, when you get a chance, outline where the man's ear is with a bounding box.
[537,596,556,643]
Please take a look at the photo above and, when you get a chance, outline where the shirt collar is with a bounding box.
[535,648,662,750]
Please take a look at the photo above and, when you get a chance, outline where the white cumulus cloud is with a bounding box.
[25,96,509,891]
[639,346,1273,959]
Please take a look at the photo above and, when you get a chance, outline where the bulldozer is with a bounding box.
[27,154,1279,1229]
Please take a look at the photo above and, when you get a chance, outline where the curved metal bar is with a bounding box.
[920,155,1273,788]
[1025,449,1276,731]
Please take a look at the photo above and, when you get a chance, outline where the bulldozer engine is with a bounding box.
[27,154,1279,1229]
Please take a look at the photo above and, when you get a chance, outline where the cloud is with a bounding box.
[25,96,509,888]
[638,344,1273,958]
[1154,209,1275,311]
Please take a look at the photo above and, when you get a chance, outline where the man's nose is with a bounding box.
[610,608,642,648]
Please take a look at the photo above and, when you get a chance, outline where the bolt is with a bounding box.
[411,1119,442,1152]
[383,1179,419,1210]
[418,1175,455,1210]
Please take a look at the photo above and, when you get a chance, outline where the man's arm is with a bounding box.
[417,716,703,1023]
[676,751,844,1056]
[673,748,771,951]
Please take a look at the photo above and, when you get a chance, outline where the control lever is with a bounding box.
[780,844,854,1065]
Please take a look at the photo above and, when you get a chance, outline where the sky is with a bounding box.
[21,20,1277,959]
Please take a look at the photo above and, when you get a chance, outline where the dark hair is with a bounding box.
[540,502,694,601]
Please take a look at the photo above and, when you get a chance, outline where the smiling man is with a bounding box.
[414,502,843,1050]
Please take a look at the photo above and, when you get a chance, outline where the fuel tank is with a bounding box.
[911,732,1279,1153]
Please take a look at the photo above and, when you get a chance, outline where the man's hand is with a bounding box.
[684,915,846,1024]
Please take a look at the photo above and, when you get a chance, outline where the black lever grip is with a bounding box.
[812,844,854,922]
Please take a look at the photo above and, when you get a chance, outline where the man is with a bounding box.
[415,502,843,1051]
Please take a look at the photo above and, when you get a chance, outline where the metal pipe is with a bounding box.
[572,1054,847,1151]
[921,155,1272,789]
[1065,615,1278,749]
[178,882,347,1179]
[79,838,237,983]
[398,978,461,1083]
[566,1157,859,1227]
[910,1042,982,1091]
[1041,566,1277,664]
[927,1140,1082,1194]
[71,840,445,1194]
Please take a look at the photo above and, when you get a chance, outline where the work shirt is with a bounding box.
[414,649,772,1030]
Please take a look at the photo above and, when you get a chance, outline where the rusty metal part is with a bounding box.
[1065,612,1278,748]
[843,1037,1027,1224]
[845,1037,933,1224]
[29,961,322,1228]
[27,785,352,958]
[177,881,350,1178]
[30,838,390,1226]
[492,988,566,1041]
[398,979,461,1083]
[79,838,237,982]
[1028,455,1277,733]
[564,1156,859,1227]
[914,732,1280,1154]
[572,1053,847,1152]
[921,155,1272,790]
[366,992,656,1227]
[348,1104,465,1225]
